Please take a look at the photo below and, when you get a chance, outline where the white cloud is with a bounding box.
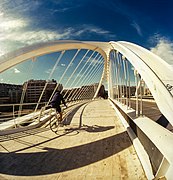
[150,35,173,66]
[88,27,110,34]
[0,11,74,54]
[131,21,142,36]
[0,24,114,56]
[0,19,27,31]
[0,12,4,16]
[51,6,77,13]
[0,25,73,55]
[0,29,72,44]
[14,68,20,73]
[45,66,63,75]
[0,10,113,56]
[0,49,4,56]
[86,56,103,66]
[1,0,42,15]
[45,68,52,74]
[0,17,29,55]
[74,25,111,37]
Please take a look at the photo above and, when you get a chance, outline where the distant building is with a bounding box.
[112,85,137,98]
[24,79,62,103]
[112,85,152,98]
[80,83,105,99]
[0,83,22,104]
[64,83,105,101]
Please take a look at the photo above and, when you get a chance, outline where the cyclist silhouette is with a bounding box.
[49,90,67,123]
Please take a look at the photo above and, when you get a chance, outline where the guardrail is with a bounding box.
[0,102,47,122]
[0,99,90,132]
[109,98,173,180]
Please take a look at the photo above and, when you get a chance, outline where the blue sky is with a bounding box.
[0,0,173,85]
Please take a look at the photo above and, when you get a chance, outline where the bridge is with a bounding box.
[0,40,173,179]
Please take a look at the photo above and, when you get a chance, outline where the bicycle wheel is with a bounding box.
[49,116,58,132]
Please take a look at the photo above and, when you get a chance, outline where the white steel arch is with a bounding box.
[109,41,173,126]
[0,40,173,125]
[0,41,108,73]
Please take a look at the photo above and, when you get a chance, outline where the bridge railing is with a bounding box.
[108,46,173,179]
[109,49,173,131]
[0,97,95,131]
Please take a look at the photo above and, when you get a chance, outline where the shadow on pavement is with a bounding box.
[65,124,115,133]
[0,131,131,176]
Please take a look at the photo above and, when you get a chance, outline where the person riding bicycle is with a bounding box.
[49,90,67,124]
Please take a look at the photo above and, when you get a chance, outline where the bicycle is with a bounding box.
[49,107,68,133]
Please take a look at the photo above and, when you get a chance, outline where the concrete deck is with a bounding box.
[0,99,146,180]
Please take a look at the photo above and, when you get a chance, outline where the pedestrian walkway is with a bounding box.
[0,99,146,180]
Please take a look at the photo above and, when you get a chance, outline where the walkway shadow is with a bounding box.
[65,124,114,133]
[0,131,131,176]
[0,127,50,142]
[63,102,87,125]
[64,101,114,133]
